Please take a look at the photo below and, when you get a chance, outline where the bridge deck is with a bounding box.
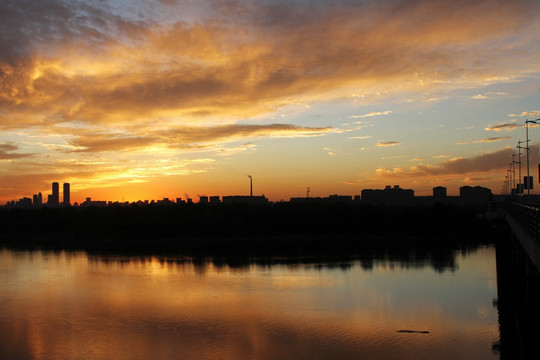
[503,202,540,273]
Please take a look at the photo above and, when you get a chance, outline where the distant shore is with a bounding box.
[0,202,506,256]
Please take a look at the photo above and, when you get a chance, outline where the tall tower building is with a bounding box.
[32,193,43,206]
[63,183,70,205]
[48,182,60,206]
[433,186,447,201]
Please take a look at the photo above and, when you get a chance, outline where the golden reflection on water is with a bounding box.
[0,247,499,360]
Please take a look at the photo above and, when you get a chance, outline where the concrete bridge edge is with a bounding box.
[505,212,540,273]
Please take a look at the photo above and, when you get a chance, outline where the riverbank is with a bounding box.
[0,202,506,256]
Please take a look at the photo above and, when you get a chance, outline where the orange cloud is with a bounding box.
[0,143,33,159]
[350,111,392,119]
[509,111,540,118]
[1,0,540,129]
[67,124,332,153]
[377,141,401,147]
[470,94,488,99]
[485,124,520,131]
[376,146,528,178]
[457,137,511,144]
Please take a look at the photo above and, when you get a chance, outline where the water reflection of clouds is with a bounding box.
[0,246,498,360]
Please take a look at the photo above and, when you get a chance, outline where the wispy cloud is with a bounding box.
[457,137,511,144]
[0,143,33,159]
[509,111,540,118]
[68,124,333,153]
[377,141,401,147]
[469,91,507,100]
[381,155,404,160]
[348,135,372,140]
[465,177,494,182]
[470,94,488,99]
[323,147,336,156]
[485,123,520,131]
[350,111,393,119]
[215,142,256,156]
[68,136,157,153]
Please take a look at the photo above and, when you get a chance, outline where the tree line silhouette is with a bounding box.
[0,201,504,256]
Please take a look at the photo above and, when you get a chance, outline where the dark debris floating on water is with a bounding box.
[397,330,430,334]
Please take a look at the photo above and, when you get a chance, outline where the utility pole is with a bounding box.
[525,118,540,197]
[509,162,513,196]
[526,119,531,196]
[512,154,517,193]
[518,140,524,197]
[507,169,511,196]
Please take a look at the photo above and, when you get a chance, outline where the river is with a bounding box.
[0,245,499,359]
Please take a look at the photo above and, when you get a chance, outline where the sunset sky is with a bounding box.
[1,0,540,204]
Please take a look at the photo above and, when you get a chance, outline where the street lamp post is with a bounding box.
[525,118,540,197]
[509,162,514,196]
[517,140,524,197]
[512,153,517,192]
[506,169,511,196]
[506,163,512,196]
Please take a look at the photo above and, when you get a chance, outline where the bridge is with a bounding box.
[494,201,540,359]
[501,202,540,272]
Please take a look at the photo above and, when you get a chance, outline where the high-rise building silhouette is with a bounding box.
[63,183,70,205]
[32,192,43,206]
[361,185,414,204]
[52,182,59,202]
[48,182,59,206]
[433,186,447,200]
[459,186,492,203]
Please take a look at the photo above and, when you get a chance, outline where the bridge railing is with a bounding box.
[503,202,540,241]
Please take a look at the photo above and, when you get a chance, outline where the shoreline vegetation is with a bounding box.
[0,202,507,258]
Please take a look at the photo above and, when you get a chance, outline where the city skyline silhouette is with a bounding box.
[3,180,500,208]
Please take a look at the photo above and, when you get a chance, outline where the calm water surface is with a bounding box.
[0,246,499,360]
